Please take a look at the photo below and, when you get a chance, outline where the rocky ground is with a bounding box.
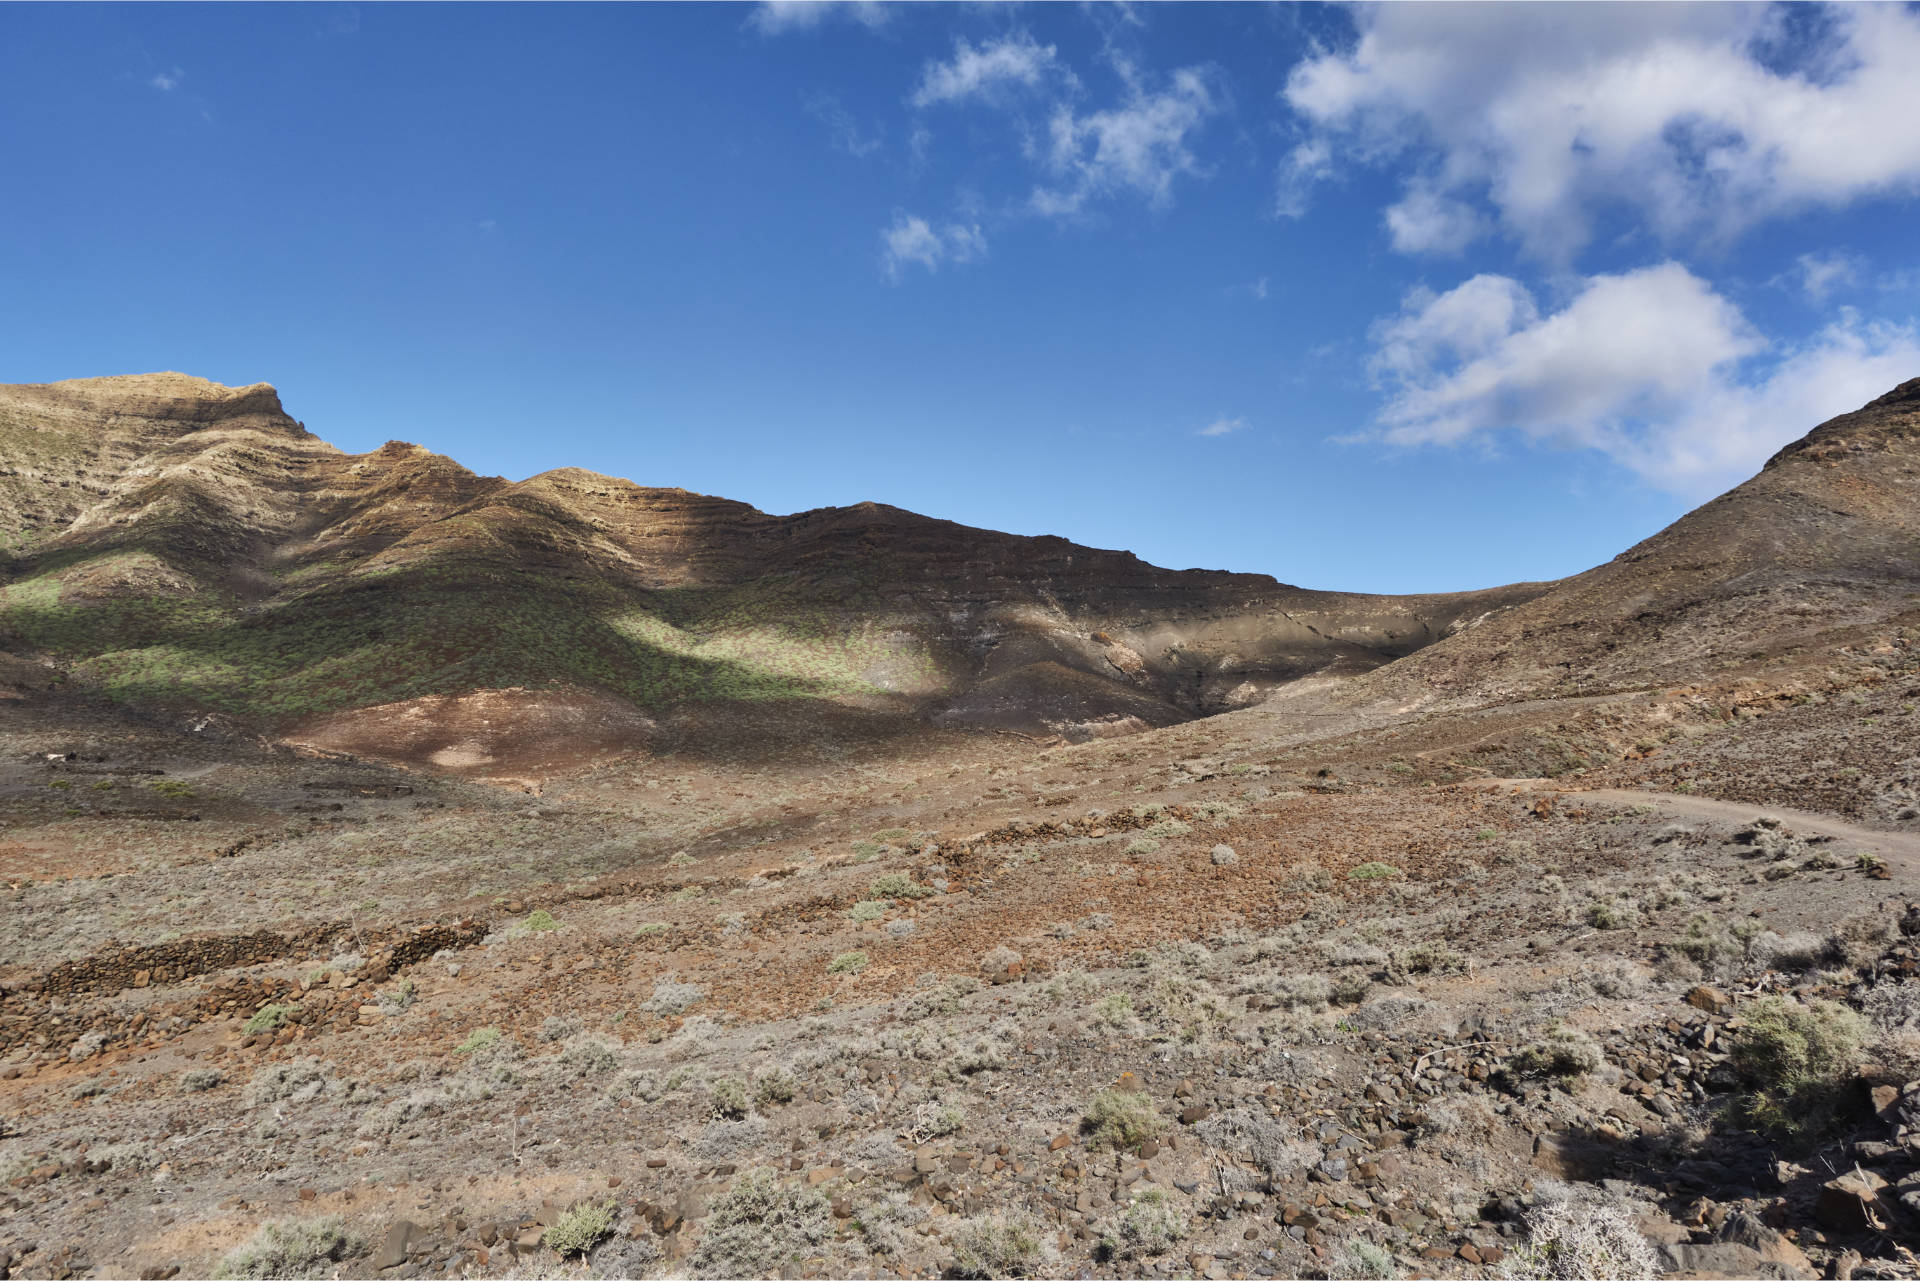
[4,632,1920,1280]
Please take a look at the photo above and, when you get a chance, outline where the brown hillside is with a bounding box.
[0,374,1548,764]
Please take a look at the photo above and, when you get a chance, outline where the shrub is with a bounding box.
[539,1015,583,1043]
[213,1217,359,1279]
[636,921,670,937]
[1392,942,1469,976]
[1749,931,1832,972]
[1210,844,1238,867]
[1348,862,1401,881]
[1124,837,1160,855]
[641,975,706,1015]
[1863,979,1920,1032]
[178,1068,224,1093]
[1331,973,1373,1006]
[559,1037,619,1078]
[828,950,869,975]
[1331,1241,1397,1279]
[980,945,1022,974]
[951,1211,1045,1277]
[1731,996,1869,1096]
[848,900,886,923]
[244,1059,331,1108]
[1192,1107,1319,1177]
[754,1069,797,1106]
[545,1201,615,1256]
[243,1004,295,1035]
[1510,1026,1603,1079]
[687,1167,833,1279]
[377,978,416,1015]
[1092,993,1136,1026]
[453,1027,502,1055]
[1247,973,1332,1011]
[915,1100,966,1138]
[1668,912,1731,969]
[522,909,559,933]
[1495,1189,1659,1280]
[868,872,935,900]
[1586,900,1633,930]
[1085,1090,1164,1149]
[710,1075,751,1119]
[1111,1188,1187,1257]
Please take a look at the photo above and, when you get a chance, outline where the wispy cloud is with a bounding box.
[149,67,184,91]
[1198,416,1247,437]
[748,1,888,36]
[1032,64,1222,217]
[911,34,1058,109]
[803,92,882,159]
[1790,251,1862,303]
[881,212,987,282]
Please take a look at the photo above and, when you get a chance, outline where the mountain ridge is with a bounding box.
[0,373,1551,766]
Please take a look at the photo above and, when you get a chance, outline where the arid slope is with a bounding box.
[0,374,1547,765]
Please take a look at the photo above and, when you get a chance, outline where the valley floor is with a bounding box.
[3,636,1919,1281]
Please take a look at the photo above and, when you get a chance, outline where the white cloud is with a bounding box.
[1365,262,1920,495]
[881,212,987,281]
[748,1,888,35]
[911,34,1057,109]
[1198,416,1248,437]
[1383,181,1486,256]
[1033,66,1220,217]
[149,68,183,91]
[1792,250,1861,303]
[1285,3,1920,260]
[1273,139,1332,219]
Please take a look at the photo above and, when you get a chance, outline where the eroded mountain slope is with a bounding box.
[0,373,1547,760]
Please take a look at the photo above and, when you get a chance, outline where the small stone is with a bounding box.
[1178,1105,1211,1125]
[1685,985,1732,1015]
[1049,1134,1073,1152]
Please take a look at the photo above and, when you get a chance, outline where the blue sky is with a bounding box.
[4,2,1918,593]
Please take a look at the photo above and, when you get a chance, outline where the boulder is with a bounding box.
[373,1221,416,1272]
[1716,1211,1815,1278]
[1815,1169,1888,1233]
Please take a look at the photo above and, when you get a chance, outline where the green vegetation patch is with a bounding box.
[868,872,935,900]
[243,1004,296,1035]
[1347,862,1402,881]
[827,950,870,975]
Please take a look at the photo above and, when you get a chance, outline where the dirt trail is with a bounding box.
[1478,778,1920,870]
